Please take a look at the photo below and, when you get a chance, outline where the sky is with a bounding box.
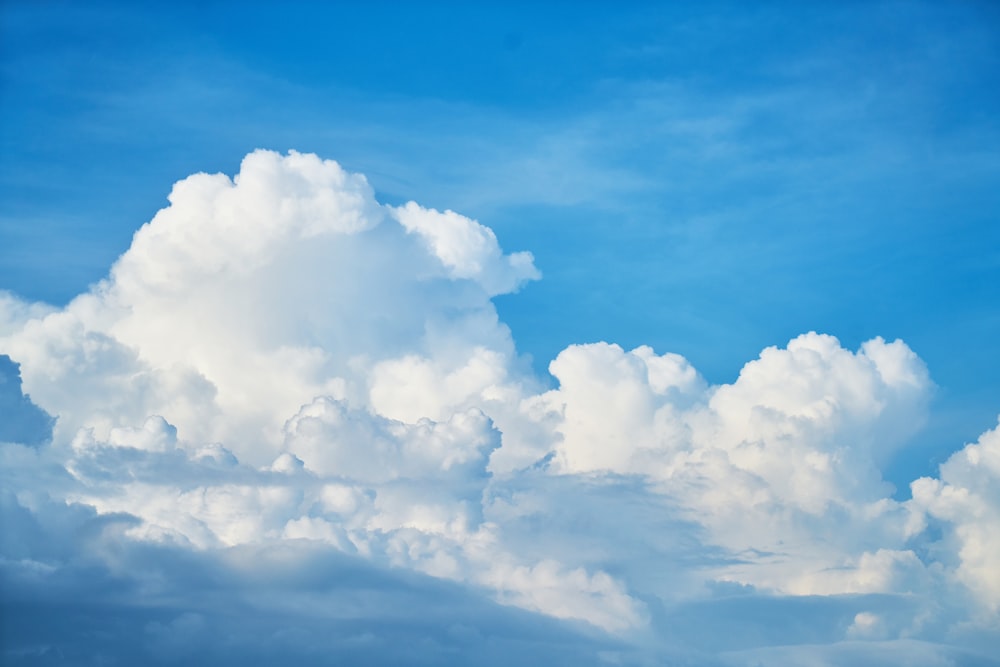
[1,2,999,665]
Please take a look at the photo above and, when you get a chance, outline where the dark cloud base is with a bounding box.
[0,355,53,447]
[1,533,622,667]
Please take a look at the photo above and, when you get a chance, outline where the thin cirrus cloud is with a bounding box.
[1,150,998,665]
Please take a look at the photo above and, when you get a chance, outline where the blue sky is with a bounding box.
[2,2,1000,665]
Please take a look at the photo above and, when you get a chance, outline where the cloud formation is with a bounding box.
[1,151,998,665]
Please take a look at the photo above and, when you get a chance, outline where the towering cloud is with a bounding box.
[1,151,997,665]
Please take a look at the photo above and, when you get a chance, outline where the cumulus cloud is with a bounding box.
[911,419,1000,612]
[1,150,538,464]
[1,150,998,665]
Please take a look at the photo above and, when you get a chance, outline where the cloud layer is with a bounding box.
[1,151,998,665]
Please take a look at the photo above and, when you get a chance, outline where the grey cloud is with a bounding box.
[1,502,623,667]
[0,355,53,447]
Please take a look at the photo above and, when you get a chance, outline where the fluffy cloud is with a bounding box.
[1,150,537,465]
[1,151,998,665]
[911,419,1000,612]
[393,202,540,296]
[532,335,940,598]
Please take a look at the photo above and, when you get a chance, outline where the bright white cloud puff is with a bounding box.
[1,151,998,666]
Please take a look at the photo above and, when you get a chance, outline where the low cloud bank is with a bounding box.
[1,151,997,665]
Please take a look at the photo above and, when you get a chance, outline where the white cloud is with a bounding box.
[0,291,56,337]
[282,396,498,485]
[521,333,936,597]
[1,150,537,467]
[393,201,540,296]
[1,150,998,665]
[847,611,888,640]
[483,558,646,634]
[910,418,1000,613]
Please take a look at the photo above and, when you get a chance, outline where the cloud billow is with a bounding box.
[1,150,997,666]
